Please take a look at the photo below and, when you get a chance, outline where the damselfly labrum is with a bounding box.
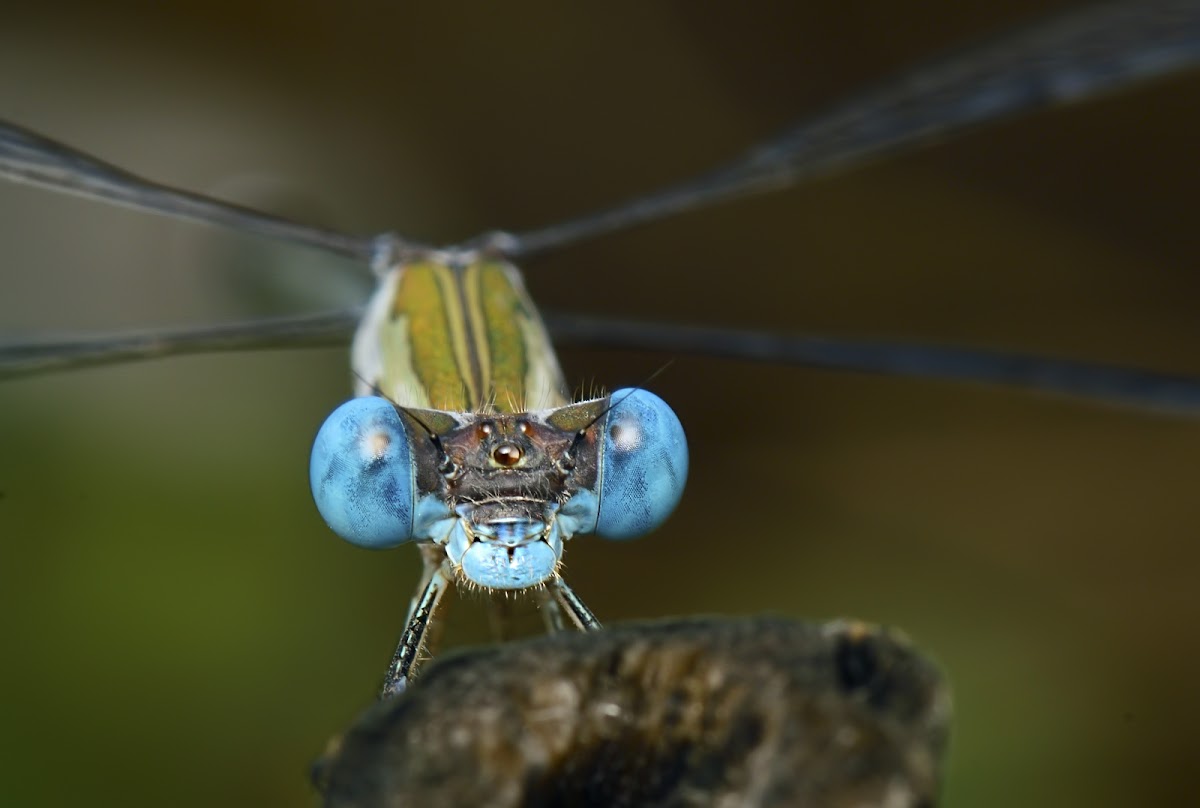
[4,2,1200,805]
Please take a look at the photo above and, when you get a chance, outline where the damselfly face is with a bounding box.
[310,390,687,590]
[2,3,1200,808]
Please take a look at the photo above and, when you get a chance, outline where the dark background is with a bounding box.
[2,2,1198,805]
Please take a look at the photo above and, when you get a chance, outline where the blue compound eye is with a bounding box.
[594,388,688,540]
[309,396,416,549]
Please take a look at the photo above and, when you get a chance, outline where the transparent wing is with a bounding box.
[5,312,1200,416]
[543,314,1200,416]
[5,3,1197,263]
[501,0,1200,258]
[0,309,360,379]
[0,121,379,260]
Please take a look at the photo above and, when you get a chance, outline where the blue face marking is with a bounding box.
[592,388,688,541]
[309,396,418,549]
[458,532,560,590]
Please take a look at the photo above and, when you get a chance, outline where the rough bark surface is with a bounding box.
[315,617,951,808]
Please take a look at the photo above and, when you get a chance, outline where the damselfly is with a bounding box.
[309,242,687,696]
[3,3,1200,807]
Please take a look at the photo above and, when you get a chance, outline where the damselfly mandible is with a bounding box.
[3,3,1200,807]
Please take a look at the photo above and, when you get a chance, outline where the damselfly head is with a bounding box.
[308,389,688,589]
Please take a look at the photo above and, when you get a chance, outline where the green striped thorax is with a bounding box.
[352,253,567,413]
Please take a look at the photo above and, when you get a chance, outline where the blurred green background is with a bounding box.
[2,1,1198,805]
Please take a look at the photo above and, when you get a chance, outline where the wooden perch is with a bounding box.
[315,617,951,807]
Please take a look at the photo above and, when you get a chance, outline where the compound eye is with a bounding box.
[594,388,688,540]
[309,396,417,549]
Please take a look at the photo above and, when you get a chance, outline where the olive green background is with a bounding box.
[2,2,1198,805]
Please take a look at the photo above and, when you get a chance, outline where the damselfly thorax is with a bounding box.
[352,254,567,412]
[309,249,687,694]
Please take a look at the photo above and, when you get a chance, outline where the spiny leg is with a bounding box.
[380,547,452,699]
[487,582,577,639]
[487,583,570,638]
[553,577,601,632]
[536,585,567,634]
